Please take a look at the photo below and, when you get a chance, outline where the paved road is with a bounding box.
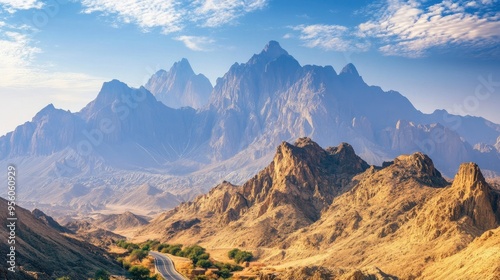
[149,251,186,280]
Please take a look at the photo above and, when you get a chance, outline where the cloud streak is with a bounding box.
[174,35,215,51]
[359,0,500,57]
[292,24,371,52]
[80,0,268,34]
[289,0,500,57]
[0,0,43,13]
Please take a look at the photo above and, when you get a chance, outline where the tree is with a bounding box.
[234,251,253,264]
[94,269,110,280]
[129,249,148,262]
[217,268,232,279]
[128,265,150,280]
[196,259,212,268]
[228,248,240,259]
[228,248,253,264]
[56,277,71,280]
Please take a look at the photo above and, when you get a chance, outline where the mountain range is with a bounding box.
[135,138,500,279]
[0,40,499,216]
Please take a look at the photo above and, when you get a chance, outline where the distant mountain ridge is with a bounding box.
[0,40,499,216]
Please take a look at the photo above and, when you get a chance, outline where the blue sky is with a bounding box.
[1,0,500,136]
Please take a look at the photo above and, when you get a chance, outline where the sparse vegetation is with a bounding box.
[128,265,151,280]
[129,249,149,262]
[114,240,160,280]
[115,240,253,279]
[228,248,253,264]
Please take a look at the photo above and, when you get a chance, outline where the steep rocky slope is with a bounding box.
[137,139,500,279]
[138,138,369,247]
[0,198,124,279]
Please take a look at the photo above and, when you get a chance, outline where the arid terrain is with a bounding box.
[133,138,500,279]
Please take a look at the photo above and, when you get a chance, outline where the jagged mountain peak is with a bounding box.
[39,103,56,112]
[340,63,360,76]
[91,79,134,106]
[327,142,356,157]
[452,162,487,191]
[145,59,212,109]
[262,40,288,57]
[391,152,447,186]
[293,136,323,150]
[101,79,130,93]
[170,58,195,75]
[32,103,71,121]
[271,139,369,194]
[248,40,292,65]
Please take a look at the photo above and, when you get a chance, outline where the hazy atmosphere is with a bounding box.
[2,1,500,279]
[1,0,500,136]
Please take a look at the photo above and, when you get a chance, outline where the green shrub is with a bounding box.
[94,269,110,280]
[129,249,148,262]
[228,248,239,259]
[234,251,253,264]
[228,248,253,263]
[196,259,212,268]
[217,268,232,279]
[128,265,150,280]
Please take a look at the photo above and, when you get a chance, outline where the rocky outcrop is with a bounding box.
[32,209,71,233]
[413,163,498,241]
[138,138,369,247]
[447,163,497,230]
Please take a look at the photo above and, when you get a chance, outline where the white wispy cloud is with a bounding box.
[80,0,184,33]
[174,35,215,51]
[191,0,267,27]
[0,27,104,92]
[358,0,500,57]
[290,0,500,57]
[0,0,43,12]
[79,0,268,33]
[292,24,371,52]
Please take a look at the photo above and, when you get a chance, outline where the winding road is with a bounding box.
[149,251,186,280]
